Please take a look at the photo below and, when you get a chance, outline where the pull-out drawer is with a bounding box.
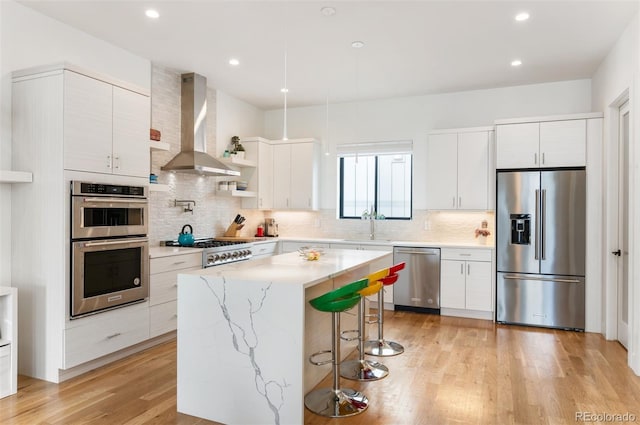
[151,252,202,275]
[64,303,149,369]
[441,248,492,262]
[150,301,178,338]
[150,266,201,306]
[253,242,278,257]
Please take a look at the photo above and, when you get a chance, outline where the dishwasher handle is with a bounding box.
[394,249,439,255]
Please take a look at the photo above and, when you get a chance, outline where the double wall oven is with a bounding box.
[70,181,149,318]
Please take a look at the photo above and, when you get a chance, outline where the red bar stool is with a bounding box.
[340,269,389,381]
[364,262,406,356]
[305,278,370,418]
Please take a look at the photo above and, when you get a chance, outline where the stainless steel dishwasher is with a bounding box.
[393,246,441,314]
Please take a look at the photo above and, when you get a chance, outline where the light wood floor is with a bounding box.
[2,311,639,425]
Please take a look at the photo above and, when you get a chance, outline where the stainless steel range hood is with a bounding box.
[162,73,240,177]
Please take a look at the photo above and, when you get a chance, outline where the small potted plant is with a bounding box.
[231,136,245,159]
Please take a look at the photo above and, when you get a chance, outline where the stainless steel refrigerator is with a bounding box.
[496,169,585,330]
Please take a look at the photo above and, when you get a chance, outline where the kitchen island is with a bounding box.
[176,248,392,425]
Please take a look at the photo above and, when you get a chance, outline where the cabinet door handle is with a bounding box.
[107,155,112,169]
[106,332,121,339]
[114,155,120,169]
[452,197,456,208]
[173,261,186,265]
[467,264,470,275]
[460,263,463,274]
[259,198,262,207]
[534,153,537,165]
[542,152,545,165]
[458,197,462,208]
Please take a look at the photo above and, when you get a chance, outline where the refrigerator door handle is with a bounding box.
[503,275,581,284]
[541,189,546,260]
[535,189,540,260]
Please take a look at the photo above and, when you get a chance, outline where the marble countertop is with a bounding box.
[149,246,204,259]
[182,248,392,289]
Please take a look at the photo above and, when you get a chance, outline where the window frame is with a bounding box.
[338,153,413,220]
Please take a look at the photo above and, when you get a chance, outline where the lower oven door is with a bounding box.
[72,237,149,318]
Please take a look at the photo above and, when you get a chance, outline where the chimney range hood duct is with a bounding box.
[161,72,240,177]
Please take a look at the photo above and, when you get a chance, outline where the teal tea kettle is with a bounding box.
[178,224,195,246]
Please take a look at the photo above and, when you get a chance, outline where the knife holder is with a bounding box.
[223,222,244,237]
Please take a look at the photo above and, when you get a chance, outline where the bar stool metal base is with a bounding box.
[364,339,404,356]
[340,358,389,381]
[304,388,368,417]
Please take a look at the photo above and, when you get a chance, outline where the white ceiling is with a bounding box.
[19,1,638,110]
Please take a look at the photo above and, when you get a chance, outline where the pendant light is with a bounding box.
[281,50,288,141]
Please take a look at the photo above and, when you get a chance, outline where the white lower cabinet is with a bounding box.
[0,345,11,398]
[251,241,278,260]
[149,252,202,338]
[63,302,150,369]
[281,241,330,253]
[440,248,493,319]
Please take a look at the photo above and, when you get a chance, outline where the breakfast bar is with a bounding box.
[176,249,392,425]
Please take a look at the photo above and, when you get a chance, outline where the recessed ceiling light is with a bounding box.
[511,59,523,67]
[515,12,530,22]
[321,7,336,17]
[281,88,289,93]
[229,58,240,66]
[145,9,160,19]
[351,41,365,49]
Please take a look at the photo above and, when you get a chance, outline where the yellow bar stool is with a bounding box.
[340,270,390,381]
[305,278,369,418]
[364,262,406,356]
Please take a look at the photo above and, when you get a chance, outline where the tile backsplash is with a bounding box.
[266,209,495,245]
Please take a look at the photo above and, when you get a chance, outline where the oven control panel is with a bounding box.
[72,181,146,197]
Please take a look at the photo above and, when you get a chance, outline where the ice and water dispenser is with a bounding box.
[510,214,531,245]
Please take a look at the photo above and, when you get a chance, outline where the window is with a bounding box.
[338,141,413,219]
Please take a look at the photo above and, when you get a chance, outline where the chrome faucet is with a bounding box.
[362,205,384,240]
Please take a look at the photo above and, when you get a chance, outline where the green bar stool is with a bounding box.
[305,278,369,418]
[340,270,390,381]
[364,262,406,357]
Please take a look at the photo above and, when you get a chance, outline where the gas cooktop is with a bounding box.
[162,238,249,249]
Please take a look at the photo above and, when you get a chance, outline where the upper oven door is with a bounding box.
[72,195,148,239]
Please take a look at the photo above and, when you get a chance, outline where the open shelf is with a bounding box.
[0,170,33,183]
[149,141,170,152]
[218,157,256,168]
[216,190,256,198]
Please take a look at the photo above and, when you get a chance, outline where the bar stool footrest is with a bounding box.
[309,349,333,366]
[340,329,360,341]
[304,388,368,417]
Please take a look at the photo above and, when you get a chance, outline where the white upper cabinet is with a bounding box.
[272,139,319,210]
[427,129,490,210]
[64,71,113,173]
[539,119,586,167]
[457,131,490,210]
[496,122,539,169]
[63,70,149,177]
[241,138,274,209]
[496,118,586,169]
[112,86,150,177]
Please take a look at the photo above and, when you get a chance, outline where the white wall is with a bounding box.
[216,90,265,156]
[592,12,640,374]
[265,79,592,210]
[0,0,151,287]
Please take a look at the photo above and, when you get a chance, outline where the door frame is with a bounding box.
[617,99,630,348]
[604,90,629,341]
